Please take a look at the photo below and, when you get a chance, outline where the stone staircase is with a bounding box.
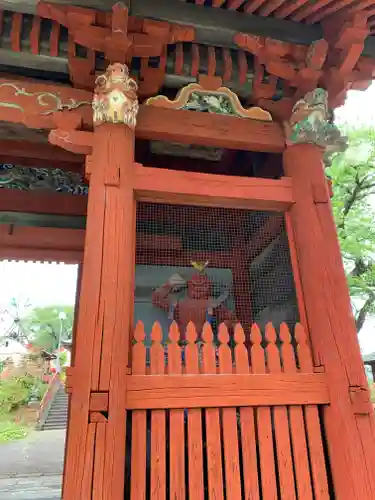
[40,386,69,431]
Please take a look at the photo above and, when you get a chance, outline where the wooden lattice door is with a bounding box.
[124,321,331,499]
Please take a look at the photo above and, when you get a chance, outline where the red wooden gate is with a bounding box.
[125,320,331,499]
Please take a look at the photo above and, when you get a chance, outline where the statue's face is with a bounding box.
[312,88,327,105]
[109,63,128,82]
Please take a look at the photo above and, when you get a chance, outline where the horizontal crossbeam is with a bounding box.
[126,373,329,409]
[135,165,293,212]
[0,77,286,153]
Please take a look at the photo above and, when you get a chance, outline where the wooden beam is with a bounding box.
[126,373,329,409]
[0,211,85,229]
[0,47,69,75]
[0,190,87,217]
[0,224,84,262]
[0,166,292,224]
[0,140,84,167]
[134,165,293,210]
[136,107,285,153]
[0,78,286,152]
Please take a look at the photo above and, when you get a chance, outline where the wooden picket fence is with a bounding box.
[126,321,332,499]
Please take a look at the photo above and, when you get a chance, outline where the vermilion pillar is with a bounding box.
[63,64,138,500]
[284,143,375,499]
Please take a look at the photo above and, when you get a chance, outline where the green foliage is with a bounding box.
[59,350,68,367]
[327,126,375,332]
[0,420,29,443]
[0,374,48,415]
[24,305,74,351]
[0,378,29,414]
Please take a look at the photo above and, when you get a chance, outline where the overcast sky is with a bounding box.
[1,84,375,352]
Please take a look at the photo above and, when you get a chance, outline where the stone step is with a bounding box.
[45,416,68,421]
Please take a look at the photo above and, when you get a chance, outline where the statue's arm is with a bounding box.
[152,283,172,312]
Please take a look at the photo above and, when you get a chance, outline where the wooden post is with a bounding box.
[63,64,138,500]
[283,143,375,499]
[62,261,83,499]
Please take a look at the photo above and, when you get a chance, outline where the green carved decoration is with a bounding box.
[0,164,88,195]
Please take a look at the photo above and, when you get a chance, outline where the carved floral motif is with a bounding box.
[283,88,347,153]
[0,82,91,115]
[0,164,88,195]
[92,63,139,128]
[146,83,273,121]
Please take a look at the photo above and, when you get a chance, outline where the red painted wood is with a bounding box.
[131,322,147,500]
[238,50,248,85]
[244,0,268,14]
[10,12,22,52]
[0,225,84,264]
[150,322,166,500]
[0,189,86,217]
[265,323,296,500]
[168,322,185,499]
[250,323,277,499]
[93,422,106,500]
[218,325,242,498]
[175,44,184,75]
[63,151,106,500]
[202,323,224,500]
[283,143,375,499]
[185,322,204,499]
[50,22,60,57]
[295,324,330,500]
[280,324,314,500]
[81,423,96,499]
[135,165,294,211]
[285,212,312,353]
[100,125,136,500]
[62,123,136,500]
[234,325,260,499]
[222,48,233,82]
[0,77,286,152]
[191,44,200,76]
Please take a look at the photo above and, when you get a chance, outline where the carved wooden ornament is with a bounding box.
[283,88,347,154]
[146,83,273,121]
[92,63,139,129]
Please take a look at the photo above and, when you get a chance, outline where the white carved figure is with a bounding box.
[92,63,139,129]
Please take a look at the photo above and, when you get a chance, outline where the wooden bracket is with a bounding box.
[350,386,373,415]
[322,13,370,107]
[48,129,94,155]
[37,1,195,91]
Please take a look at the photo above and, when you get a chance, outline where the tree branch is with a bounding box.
[356,294,375,332]
[339,172,362,228]
[351,258,373,277]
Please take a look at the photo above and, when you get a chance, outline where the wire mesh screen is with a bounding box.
[135,203,299,344]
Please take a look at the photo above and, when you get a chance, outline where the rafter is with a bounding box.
[4,0,375,58]
[308,0,361,24]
